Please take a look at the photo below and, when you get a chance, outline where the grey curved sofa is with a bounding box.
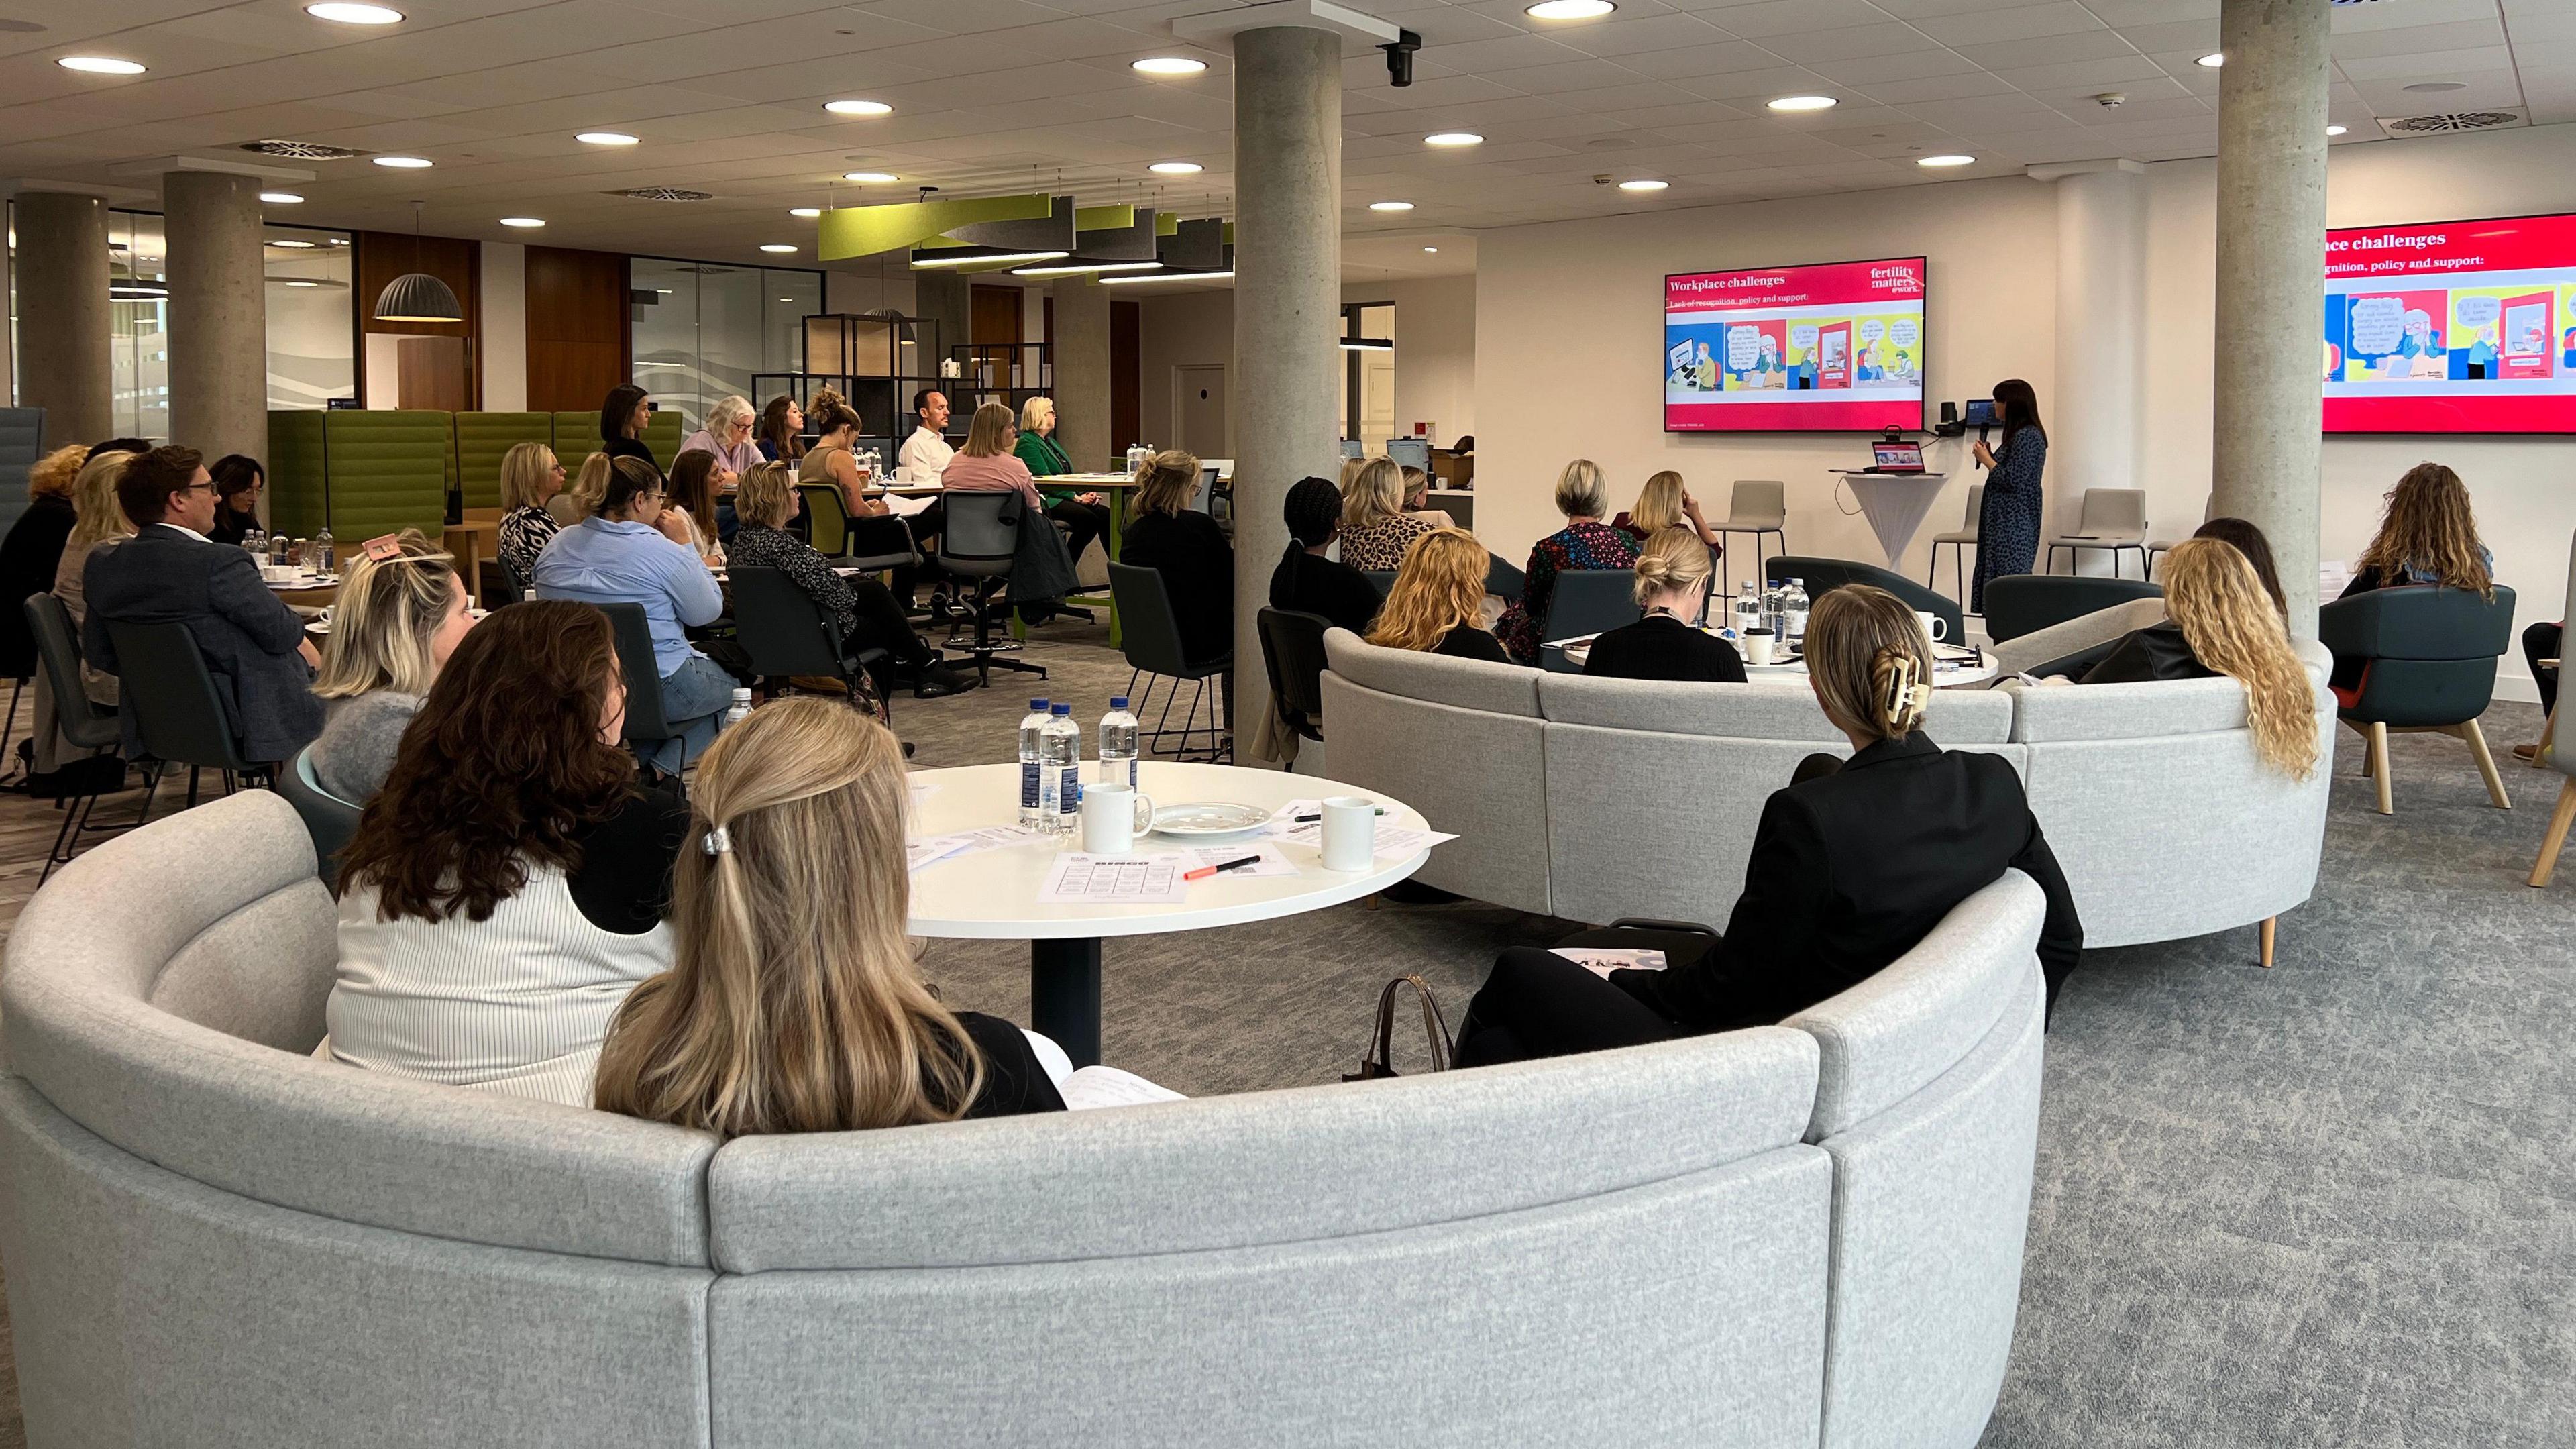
[1321,628,2333,953]
[0,790,2048,1448]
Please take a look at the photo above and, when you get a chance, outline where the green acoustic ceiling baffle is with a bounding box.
[818,193,1055,260]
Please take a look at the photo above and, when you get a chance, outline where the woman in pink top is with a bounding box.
[938,402,1046,511]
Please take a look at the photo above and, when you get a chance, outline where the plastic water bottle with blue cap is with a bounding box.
[1098,696,1138,792]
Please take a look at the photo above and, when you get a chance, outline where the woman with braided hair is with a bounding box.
[1452,583,2084,1066]
[1268,474,1383,635]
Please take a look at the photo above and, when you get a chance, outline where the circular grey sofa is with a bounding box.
[0,790,2047,1448]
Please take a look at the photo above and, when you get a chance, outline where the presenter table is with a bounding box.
[1831,470,1951,570]
[906,761,1431,1065]
[1037,472,1146,646]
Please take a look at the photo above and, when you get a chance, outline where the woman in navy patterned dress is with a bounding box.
[1495,460,1641,663]
[1970,378,2047,616]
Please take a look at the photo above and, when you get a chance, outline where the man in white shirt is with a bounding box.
[898,388,954,481]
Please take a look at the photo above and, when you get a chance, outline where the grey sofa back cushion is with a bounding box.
[706,1026,1821,1271]
[3,791,718,1266]
[1540,673,2016,745]
[1321,669,1550,910]
[1324,625,1542,717]
[2004,670,2287,743]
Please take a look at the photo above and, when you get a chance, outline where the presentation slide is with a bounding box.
[1664,257,1927,433]
[2324,211,2576,434]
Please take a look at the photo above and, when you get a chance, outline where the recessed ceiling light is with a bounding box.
[1132,56,1207,75]
[1768,95,1837,112]
[499,217,544,227]
[1422,246,1438,253]
[1617,178,1668,191]
[305,3,404,23]
[2326,125,2347,136]
[2196,53,2224,68]
[259,192,304,204]
[1149,161,1203,174]
[1917,154,1974,168]
[1369,201,1414,211]
[843,171,899,184]
[789,207,822,217]
[576,131,639,146]
[1425,131,1483,147]
[56,56,145,74]
[823,99,892,116]
[270,239,317,248]
[373,155,431,168]
[759,244,796,253]
[1526,0,1614,17]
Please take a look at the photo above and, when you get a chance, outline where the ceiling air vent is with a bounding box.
[2379,110,2523,136]
[606,186,714,202]
[239,140,368,160]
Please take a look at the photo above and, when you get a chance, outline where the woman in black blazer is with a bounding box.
[1119,450,1234,663]
[1584,525,1742,683]
[1268,476,1382,635]
[1454,583,2084,1066]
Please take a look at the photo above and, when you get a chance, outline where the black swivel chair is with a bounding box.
[934,490,1046,685]
[1538,568,1645,673]
[1980,575,2164,644]
[1485,553,1525,604]
[26,593,128,880]
[1765,555,1964,649]
[1362,570,1397,598]
[1108,559,1230,761]
[279,746,363,892]
[103,619,271,821]
[1257,606,1332,744]
[727,566,895,717]
[596,602,694,771]
[2318,583,2518,816]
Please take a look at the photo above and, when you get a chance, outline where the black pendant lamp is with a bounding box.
[373,201,462,323]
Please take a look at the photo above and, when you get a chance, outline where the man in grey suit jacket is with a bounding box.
[84,445,324,765]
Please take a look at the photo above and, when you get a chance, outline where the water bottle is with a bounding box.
[270,532,291,568]
[1782,578,1809,649]
[1097,696,1138,791]
[1732,581,1760,638]
[721,688,753,731]
[1042,703,1082,833]
[313,525,335,577]
[1017,698,1051,829]
[1762,580,1785,637]
[239,527,266,564]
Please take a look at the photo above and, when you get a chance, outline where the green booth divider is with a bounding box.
[551,411,683,474]
[453,412,553,509]
[266,410,450,543]
[267,411,329,538]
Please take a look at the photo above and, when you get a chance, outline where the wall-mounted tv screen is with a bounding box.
[2324,211,2576,434]
[1664,257,1927,433]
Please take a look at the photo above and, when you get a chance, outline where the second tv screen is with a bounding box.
[1664,257,1927,432]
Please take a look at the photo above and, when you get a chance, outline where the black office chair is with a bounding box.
[2319,583,2518,816]
[1485,552,1525,604]
[26,593,129,880]
[596,602,693,769]
[1257,606,1332,743]
[1765,555,1964,649]
[1108,559,1230,762]
[0,594,33,778]
[1538,568,1644,673]
[279,745,363,892]
[934,490,1045,685]
[478,557,527,610]
[1362,570,1397,598]
[727,566,894,718]
[104,619,270,822]
[1980,574,2163,643]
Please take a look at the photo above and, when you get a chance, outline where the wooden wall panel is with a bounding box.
[354,231,480,407]
[524,246,631,411]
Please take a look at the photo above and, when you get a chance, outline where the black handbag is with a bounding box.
[1344,975,1454,1081]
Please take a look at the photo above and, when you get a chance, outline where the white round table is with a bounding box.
[908,761,1431,1064]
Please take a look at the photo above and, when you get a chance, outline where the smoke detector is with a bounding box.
[239,140,368,160]
[605,186,715,202]
[2378,109,2524,136]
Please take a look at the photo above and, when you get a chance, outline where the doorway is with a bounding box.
[1174,364,1227,458]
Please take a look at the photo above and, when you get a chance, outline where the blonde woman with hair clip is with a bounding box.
[307,533,476,800]
[1454,582,2082,1067]
[1494,458,1641,663]
[1337,456,1437,572]
[1367,527,1507,662]
[52,449,142,713]
[1611,470,1722,551]
[594,698,1071,1130]
[1582,526,1743,682]
[553,451,614,526]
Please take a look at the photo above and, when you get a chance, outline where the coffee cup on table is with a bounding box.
[1320,796,1377,872]
[1915,610,1949,643]
[1079,784,1155,855]
[1743,627,1776,667]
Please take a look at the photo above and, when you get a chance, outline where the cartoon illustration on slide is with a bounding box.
[1695,342,1716,390]
[2330,291,2450,382]
[2563,325,2576,372]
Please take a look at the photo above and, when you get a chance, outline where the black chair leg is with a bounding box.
[185,766,201,809]
[135,763,164,828]
[0,675,23,781]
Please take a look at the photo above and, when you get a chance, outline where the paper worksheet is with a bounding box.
[1268,820,1458,861]
[1186,842,1298,877]
[1060,1066,1191,1111]
[1551,947,1669,979]
[877,491,938,517]
[907,838,970,873]
[908,825,1049,871]
[1038,853,1191,904]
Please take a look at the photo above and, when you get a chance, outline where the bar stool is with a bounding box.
[1713,480,1786,596]
[1927,482,1982,601]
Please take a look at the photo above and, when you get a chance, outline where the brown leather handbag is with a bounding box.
[1344,975,1454,1081]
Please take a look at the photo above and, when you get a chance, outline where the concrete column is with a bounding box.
[2210,0,2331,635]
[1231,23,1342,751]
[14,191,113,442]
[2049,162,2147,576]
[1051,278,1112,472]
[164,170,269,463]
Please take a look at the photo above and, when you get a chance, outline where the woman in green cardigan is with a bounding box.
[1016,396,1110,564]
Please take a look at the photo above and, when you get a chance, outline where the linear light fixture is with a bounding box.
[1425,132,1483,147]
[1526,0,1613,18]
[1768,95,1837,112]
[1100,269,1232,285]
[58,56,146,74]
[1369,201,1414,211]
[1149,161,1203,174]
[909,249,1069,269]
[2196,52,2224,68]
[374,156,432,168]
[759,243,797,252]
[824,99,892,115]
[1917,154,1974,168]
[1012,260,1163,276]
[1339,337,1394,351]
[789,207,822,217]
[576,131,639,146]
[843,171,900,184]
[499,216,544,227]
[260,192,305,204]
[1617,178,1668,191]
[307,3,404,23]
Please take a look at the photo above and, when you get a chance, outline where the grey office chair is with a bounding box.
[279,746,363,892]
[595,603,692,769]
[935,490,1046,685]
[27,592,128,880]
[1539,568,1645,673]
[727,565,896,715]
[1108,559,1230,761]
[105,619,268,821]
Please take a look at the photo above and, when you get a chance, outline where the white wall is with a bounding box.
[480,240,526,411]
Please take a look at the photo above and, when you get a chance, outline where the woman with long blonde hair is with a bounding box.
[1367,527,1505,662]
[54,449,140,709]
[1612,470,1722,551]
[1453,582,2082,1067]
[555,450,614,524]
[2077,537,2318,780]
[1121,449,1234,663]
[595,698,1064,1131]
[1337,455,1436,572]
[308,534,476,799]
[2347,462,2492,598]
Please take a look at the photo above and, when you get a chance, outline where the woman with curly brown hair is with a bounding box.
[327,602,690,1107]
[2332,462,2494,696]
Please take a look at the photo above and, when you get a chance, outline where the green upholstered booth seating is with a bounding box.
[0,407,44,533]
[644,409,682,471]
[553,410,684,474]
[266,411,329,538]
[266,410,449,542]
[453,413,552,510]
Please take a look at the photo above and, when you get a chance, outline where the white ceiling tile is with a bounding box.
[1758,25,1949,66]
[1417,35,1591,73]
[1680,0,1892,42]
[1549,13,1739,59]
[1805,47,1982,85]
[2332,0,2501,33]
[1953,30,2141,72]
[1909,1,2099,47]
[1851,70,2016,105]
[1611,39,1784,81]
[2338,47,2515,83]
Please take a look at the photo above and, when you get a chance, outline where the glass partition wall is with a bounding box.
[631,258,822,432]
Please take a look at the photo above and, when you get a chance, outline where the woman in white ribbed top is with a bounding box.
[328,601,690,1108]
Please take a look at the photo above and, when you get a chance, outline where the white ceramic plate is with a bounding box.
[1149,802,1273,838]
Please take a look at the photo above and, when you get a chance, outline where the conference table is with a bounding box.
[1829,469,1951,569]
[906,760,1431,1066]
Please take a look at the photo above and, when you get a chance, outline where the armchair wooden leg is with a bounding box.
[2460,718,2511,809]
[2370,722,2392,815]
[2534,706,2559,769]
[2258,916,2276,969]
[2532,779,2576,888]
[2350,717,2376,778]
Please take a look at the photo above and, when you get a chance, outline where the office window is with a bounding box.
[631,258,823,432]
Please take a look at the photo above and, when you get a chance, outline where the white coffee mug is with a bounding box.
[1320,796,1377,872]
[1915,610,1949,643]
[1743,627,1776,667]
[1079,784,1155,855]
